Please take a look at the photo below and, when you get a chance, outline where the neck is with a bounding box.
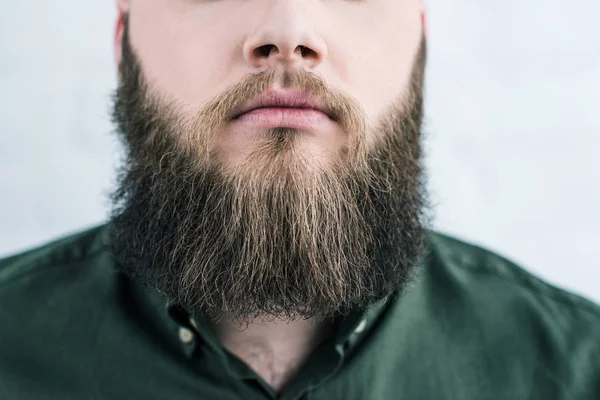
[212,315,336,393]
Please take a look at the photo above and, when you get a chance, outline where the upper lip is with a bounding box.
[230,90,334,120]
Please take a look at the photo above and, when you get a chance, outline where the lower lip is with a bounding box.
[231,107,333,130]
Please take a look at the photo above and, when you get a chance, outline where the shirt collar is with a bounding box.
[333,295,392,357]
[122,273,197,358]
[162,292,394,360]
[116,226,404,362]
[123,261,409,365]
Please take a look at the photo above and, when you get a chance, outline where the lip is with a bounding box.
[231,107,333,130]
[230,90,335,121]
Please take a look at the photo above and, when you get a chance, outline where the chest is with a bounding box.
[226,341,309,393]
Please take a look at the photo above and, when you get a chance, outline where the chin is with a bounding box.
[211,127,349,174]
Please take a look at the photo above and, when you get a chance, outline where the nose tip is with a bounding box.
[242,6,328,72]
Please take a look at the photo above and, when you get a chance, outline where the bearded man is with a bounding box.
[1,1,599,399]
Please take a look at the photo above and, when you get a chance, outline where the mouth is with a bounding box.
[230,89,336,122]
[230,106,335,130]
[232,106,334,120]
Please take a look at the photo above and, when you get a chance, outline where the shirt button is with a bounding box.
[179,327,194,344]
[354,319,367,334]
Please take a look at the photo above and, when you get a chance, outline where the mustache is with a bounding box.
[193,68,367,144]
[117,26,367,167]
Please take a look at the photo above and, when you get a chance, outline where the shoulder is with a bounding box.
[413,231,600,397]
[0,224,123,384]
[424,230,600,377]
[0,224,109,288]
[0,223,116,338]
[424,229,600,319]
[0,224,162,398]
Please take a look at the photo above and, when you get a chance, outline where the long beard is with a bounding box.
[108,26,430,323]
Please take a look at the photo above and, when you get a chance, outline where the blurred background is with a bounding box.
[1,1,598,302]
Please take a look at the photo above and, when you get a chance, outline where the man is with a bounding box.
[0,0,598,399]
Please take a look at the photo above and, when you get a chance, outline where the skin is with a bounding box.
[113,0,426,393]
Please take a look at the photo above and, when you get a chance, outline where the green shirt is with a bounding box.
[1,223,599,400]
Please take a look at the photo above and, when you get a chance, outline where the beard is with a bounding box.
[108,23,431,324]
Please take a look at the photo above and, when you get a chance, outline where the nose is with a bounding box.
[243,1,328,72]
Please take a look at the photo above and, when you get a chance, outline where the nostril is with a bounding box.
[298,45,310,57]
[256,44,275,58]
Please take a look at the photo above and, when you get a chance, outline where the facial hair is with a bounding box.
[108,22,431,324]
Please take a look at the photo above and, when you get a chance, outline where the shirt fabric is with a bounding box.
[0,223,599,400]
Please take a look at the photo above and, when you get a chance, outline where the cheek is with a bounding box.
[347,38,420,135]
[357,10,422,120]
[129,11,236,107]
